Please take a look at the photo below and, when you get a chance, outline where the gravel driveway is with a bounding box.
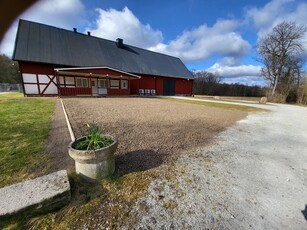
[129,100,307,229]
[63,98,245,174]
[51,97,307,229]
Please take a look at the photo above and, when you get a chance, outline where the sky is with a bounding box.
[1,0,307,86]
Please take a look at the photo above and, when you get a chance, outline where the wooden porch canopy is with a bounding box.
[54,66,141,79]
[54,66,141,96]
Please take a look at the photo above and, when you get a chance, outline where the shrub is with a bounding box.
[73,124,114,150]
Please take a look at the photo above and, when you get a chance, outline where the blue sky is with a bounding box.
[1,0,307,85]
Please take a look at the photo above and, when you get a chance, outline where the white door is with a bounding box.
[91,79,98,95]
[98,79,107,95]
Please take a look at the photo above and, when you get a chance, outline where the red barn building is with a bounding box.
[13,20,194,97]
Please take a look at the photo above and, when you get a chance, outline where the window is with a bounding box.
[76,78,88,87]
[99,80,106,88]
[121,80,128,89]
[91,80,95,86]
[110,80,119,89]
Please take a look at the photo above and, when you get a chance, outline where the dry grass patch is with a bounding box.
[163,98,267,112]
[27,168,159,229]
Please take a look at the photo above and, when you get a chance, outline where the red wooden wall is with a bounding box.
[18,62,193,96]
[131,74,193,95]
[59,87,91,96]
[108,88,130,95]
[19,61,58,74]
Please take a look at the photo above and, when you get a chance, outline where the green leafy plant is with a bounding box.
[73,123,114,150]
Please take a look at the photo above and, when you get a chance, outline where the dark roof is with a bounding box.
[13,20,193,79]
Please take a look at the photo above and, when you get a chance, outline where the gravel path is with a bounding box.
[131,101,307,229]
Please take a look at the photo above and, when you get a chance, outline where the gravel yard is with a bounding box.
[130,101,307,229]
[36,97,247,228]
[63,97,246,174]
[32,97,307,229]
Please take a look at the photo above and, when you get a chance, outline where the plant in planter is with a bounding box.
[68,124,118,182]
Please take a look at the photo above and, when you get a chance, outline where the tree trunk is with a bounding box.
[271,75,278,97]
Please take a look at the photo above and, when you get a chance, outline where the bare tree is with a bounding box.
[192,71,221,95]
[257,21,306,102]
[192,71,265,97]
[297,73,307,105]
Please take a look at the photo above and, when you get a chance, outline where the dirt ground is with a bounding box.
[61,97,246,174]
[45,99,74,170]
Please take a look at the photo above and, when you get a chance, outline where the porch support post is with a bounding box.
[128,77,130,94]
[89,73,92,96]
[55,70,60,97]
[119,76,122,95]
[138,77,140,95]
[106,75,108,95]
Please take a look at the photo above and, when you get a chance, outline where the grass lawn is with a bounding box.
[161,98,267,112]
[0,93,56,188]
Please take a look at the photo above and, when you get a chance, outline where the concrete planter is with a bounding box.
[68,135,118,182]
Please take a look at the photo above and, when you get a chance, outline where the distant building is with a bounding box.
[13,20,193,97]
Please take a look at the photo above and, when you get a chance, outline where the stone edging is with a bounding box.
[0,170,71,221]
[60,98,75,141]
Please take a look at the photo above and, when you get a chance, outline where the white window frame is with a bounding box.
[110,79,119,89]
[121,80,128,89]
[76,78,88,87]
[99,79,106,88]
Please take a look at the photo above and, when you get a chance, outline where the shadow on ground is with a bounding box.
[302,205,307,220]
[116,150,164,174]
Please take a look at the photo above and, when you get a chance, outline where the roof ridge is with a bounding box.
[14,19,194,79]
[18,19,180,60]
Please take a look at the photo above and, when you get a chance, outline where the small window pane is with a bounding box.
[76,78,88,87]
[121,80,128,89]
[99,80,106,88]
[82,79,87,87]
[76,79,81,87]
[110,80,119,89]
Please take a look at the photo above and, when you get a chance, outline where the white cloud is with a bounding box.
[207,59,264,86]
[150,19,251,63]
[86,7,163,48]
[206,57,262,83]
[221,76,267,86]
[245,0,307,49]
[214,57,241,66]
[245,0,293,31]
[21,0,86,26]
[207,62,261,78]
[0,0,86,57]
[0,26,19,57]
